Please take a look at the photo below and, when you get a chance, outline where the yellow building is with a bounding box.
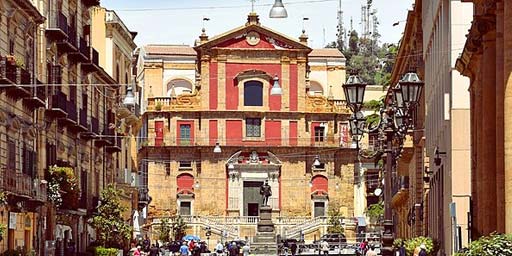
[0,0,45,254]
[136,14,360,245]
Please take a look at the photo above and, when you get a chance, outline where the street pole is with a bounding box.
[381,129,394,256]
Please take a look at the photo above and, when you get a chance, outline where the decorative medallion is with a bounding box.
[246,31,260,46]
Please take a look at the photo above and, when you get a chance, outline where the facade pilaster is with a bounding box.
[495,1,505,232]
[504,0,512,233]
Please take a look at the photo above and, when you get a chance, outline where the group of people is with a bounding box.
[213,241,251,256]
[129,237,210,256]
[279,240,298,256]
[395,242,428,256]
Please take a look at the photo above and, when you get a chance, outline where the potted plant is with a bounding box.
[155,102,162,111]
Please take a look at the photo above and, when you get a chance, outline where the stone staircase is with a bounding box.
[285,216,328,239]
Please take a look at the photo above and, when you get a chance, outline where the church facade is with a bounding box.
[136,13,359,242]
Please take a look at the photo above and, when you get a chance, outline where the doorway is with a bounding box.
[314,202,325,217]
[243,181,263,216]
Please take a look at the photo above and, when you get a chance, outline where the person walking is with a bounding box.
[365,245,378,256]
[229,242,239,256]
[179,241,189,256]
[242,243,250,256]
[290,242,298,256]
[215,241,224,254]
[418,244,428,256]
[321,240,329,256]
[396,241,406,256]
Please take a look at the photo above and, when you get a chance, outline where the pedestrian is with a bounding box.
[418,244,428,256]
[133,246,142,256]
[149,244,159,256]
[215,241,224,254]
[229,242,239,256]
[321,240,329,256]
[396,241,406,256]
[365,245,377,256]
[242,243,250,256]
[283,240,289,256]
[291,242,298,256]
[179,241,189,256]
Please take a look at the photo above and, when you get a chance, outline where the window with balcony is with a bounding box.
[155,121,164,146]
[179,124,191,145]
[246,118,261,137]
[314,126,325,142]
[244,81,263,106]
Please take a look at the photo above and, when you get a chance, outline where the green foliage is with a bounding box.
[0,223,6,238]
[0,191,7,206]
[93,247,119,256]
[91,184,132,249]
[158,218,172,243]
[326,202,345,234]
[403,236,437,256]
[0,249,21,256]
[172,215,187,241]
[365,203,383,221]
[47,166,80,209]
[454,233,512,256]
[155,102,162,111]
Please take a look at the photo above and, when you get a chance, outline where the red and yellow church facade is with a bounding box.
[136,13,359,242]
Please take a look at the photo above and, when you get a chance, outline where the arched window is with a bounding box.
[244,80,263,106]
[167,79,193,96]
[177,173,194,193]
[309,81,324,96]
[311,175,328,193]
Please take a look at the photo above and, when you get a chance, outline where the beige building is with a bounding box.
[456,0,512,236]
[422,0,472,254]
[136,14,360,245]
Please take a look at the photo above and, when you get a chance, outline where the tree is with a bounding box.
[326,202,345,234]
[158,218,172,243]
[91,184,132,249]
[171,216,187,241]
[365,202,383,223]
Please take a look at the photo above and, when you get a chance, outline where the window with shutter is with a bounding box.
[7,140,16,170]
[246,118,261,137]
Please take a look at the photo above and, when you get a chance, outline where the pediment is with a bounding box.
[195,19,311,53]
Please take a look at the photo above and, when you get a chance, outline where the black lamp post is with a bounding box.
[342,72,423,256]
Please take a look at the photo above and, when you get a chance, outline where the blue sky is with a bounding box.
[101,0,414,48]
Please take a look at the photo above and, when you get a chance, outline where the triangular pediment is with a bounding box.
[195,15,311,52]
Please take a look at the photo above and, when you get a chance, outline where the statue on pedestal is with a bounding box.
[260,180,272,206]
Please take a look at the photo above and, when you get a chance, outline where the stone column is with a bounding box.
[504,0,512,233]
[495,1,505,232]
[480,25,497,235]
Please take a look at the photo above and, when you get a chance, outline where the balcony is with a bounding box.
[106,135,122,153]
[23,79,46,109]
[56,25,78,54]
[46,11,68,41]
[0,169,47,203]
[69,37,90,63]
[76,108,89,132]
[94,125,113,147]
[80,116,98,140]
[58,99,77,128]
[146,94,200,112]
[138,189,151,208]
[305,95,351,114]
[83,0,100,7]
[81,48,100,73]
[46,91,67,118]
[0,58,32,99]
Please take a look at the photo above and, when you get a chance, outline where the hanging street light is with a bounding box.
[269,0,288,18]
[342,73,367,112]
[270,75,283,95]
[123,86,136,108]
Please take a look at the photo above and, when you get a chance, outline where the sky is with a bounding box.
[101,0,414,49]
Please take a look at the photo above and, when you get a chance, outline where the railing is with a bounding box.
[51,91,67,110]
[147,94,201,112]
[3,170,32,197]
[91,48,99,66]
[67,25,77,48]
[19,67,31,85]
[33,81,46,101]
[48,11,68,35]
[0,56,17,82]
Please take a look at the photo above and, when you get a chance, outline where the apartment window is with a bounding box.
[7,140,16,170]
[314,126,325,142]
[179,124,191,145]
[246,118,261,137]
[244,81,263,106]
[179,161,192,169]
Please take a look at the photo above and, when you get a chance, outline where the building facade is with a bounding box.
[0,0,138,255]
[388,0,426,241]
[422,1,472,254]
[137,13,359,244]
[456,0,512,236]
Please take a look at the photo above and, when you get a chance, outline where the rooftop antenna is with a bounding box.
[336,0,345,51]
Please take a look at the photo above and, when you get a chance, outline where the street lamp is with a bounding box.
[123,86,136,108]
[343,72,424,256]
[269,0,288,18]
[270,74,283,95]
